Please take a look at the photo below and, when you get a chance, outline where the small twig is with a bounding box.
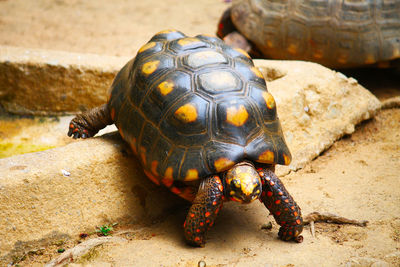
[310,221,315,237]
[45,236,125,267]
[381,96,400,110]
[303,212,368,227]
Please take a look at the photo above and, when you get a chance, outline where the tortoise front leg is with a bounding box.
[183,175,224,247]
[257,168,303,242]
[68,104,113,139]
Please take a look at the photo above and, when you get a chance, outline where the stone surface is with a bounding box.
[0,45,129,115]
[345,257,390,267]
[254,60,381,175]
[0,133,185,262]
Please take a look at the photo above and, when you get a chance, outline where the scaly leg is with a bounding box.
[183,175,224,247]
[68,104,113,139]
[258,168,303,242]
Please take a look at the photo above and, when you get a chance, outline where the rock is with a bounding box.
[0,133,185,263]
[384,251,400,266]
[0,45,129,115]
[345,257,389,267]
[254,60,381,175]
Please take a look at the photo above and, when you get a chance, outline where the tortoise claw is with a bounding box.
[294,235,304,243]
[68,120,92,139]
[278,224,304,243]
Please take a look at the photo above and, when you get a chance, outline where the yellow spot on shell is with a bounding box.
[129,137,137,155]
[214,157,235,172]
[338,54,348,64]
[151,160,159,176]
[142,60,160,75]
[287,43,298,55]
[164,167,174,179]
[266,40,274,48]
[262,92,275,109]
[138,42,156,53]
[144,169,160,185]
[258,150,275,163]
[140,146,147,166]
[185,169,199,181]
[110,108,116,120]
[365,54,376,64]
[235,48,251,58]
[161,178,173,187]
[251,67,264,79]
[312,50,323,59]
[158,80,174,96]
[226,105,249,127]
[156,29,178,35]
[283,153,291,165]
[178,37,201,46]
[174,103,198,123]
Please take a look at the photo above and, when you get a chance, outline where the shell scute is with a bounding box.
[179,148,209,181]
[248,83,277,122]
[142,70,192,124]
[230,0,400,68]
[115,104,144,149]
[234,60,266,86]
[197,70,242,95]
[214,97,259,146]
[161,94,210,146]
[150,29,186,42]
[168,37,209,54]
[204,140,244,173]
[184,50,228,69]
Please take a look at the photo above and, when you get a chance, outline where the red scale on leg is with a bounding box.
[258,168,303,242]
[184,175,224,247]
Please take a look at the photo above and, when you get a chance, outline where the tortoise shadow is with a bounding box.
[339,66,400,99]
[98,131,279,248]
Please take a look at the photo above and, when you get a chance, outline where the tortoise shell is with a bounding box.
[227,0,400,68]
[108,29,291,185]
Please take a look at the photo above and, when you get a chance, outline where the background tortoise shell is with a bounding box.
[229,0,400,68]
[108,29,291,185]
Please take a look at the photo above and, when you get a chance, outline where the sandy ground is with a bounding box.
[1,0,400,266]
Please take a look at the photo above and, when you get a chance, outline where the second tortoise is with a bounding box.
[217,0,400,68]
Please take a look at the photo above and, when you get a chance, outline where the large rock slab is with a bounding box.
[0,133,184,262]
[254,59,381,174]
[0,46,129,115]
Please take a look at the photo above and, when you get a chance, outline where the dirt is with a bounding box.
[0,0,399,266]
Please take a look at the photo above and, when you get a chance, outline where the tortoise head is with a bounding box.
[224,161,261,204]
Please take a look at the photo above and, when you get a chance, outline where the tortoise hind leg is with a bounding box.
[68,104,113,139]
[257,167,304,242]
[184,175,224,247]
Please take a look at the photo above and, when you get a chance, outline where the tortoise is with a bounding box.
[68,29,303,247]
[217,0,400,68]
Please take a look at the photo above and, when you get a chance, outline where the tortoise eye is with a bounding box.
[233,179,241,187]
